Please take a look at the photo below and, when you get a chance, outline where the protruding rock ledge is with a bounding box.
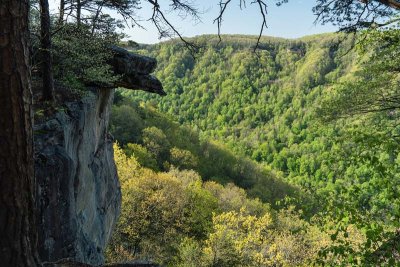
[110,46,166,96]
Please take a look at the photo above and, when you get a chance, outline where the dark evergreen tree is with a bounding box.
[0,0,40,266]
[39,0,55,101]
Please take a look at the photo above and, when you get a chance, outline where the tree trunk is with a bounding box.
[91,3,104,35]
[77,0,82,26]
[59,0,65,25]
[40,0,55,101]
[0,1,40,266]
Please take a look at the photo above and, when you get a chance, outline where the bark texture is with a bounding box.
[0,0,40,266]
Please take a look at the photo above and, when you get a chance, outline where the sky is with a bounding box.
[49,0,338,44]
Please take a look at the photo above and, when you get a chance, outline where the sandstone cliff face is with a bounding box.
[34,89,120,266]
[33,47,164,266]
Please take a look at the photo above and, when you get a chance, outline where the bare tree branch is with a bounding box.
[253,0,268,52]
[214,0,268,51]
[214,0,233,44]
[146,0,200,56]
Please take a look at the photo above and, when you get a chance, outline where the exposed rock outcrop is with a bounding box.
[110,46,166,96]
[34,47,163,266]
[35,89,120,266]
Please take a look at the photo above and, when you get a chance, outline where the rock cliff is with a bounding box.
[110,46,166,96]
[35,89,120,265]
[33,47,164,266]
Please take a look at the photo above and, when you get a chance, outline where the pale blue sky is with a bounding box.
[49,0,338,44]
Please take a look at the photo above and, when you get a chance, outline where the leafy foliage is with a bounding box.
[107,144,326,266]
[110,33,400,265]
[52,23,121,90]
[110,99,303,206]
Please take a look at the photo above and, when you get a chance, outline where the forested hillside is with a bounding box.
[108,33,400,265]
[122,34,400,219]
[3,0,400,265]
